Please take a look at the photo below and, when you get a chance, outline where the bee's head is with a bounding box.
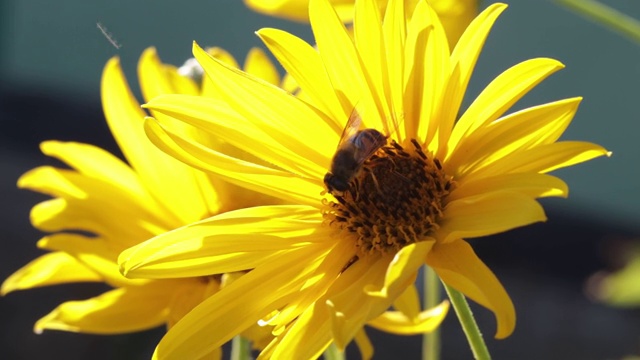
[323,173,349,196]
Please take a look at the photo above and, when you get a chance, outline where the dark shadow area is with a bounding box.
[1,85,639,359]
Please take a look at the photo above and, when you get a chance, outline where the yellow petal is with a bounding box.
[35,285,175,334]
[144,94,326,179]
[309,0,384,130]
[450,173,568,202]
[432,0,478,49]
[447,58,565,155]
[468,141,611,180]
[192,42,337,167]
[119,205,324,278]
[353,0,392,134]
[427,239,515,339]
[392,284,420,320]
[39,141,147,201]
[327,255,393,350]
[37,142,209,228]
[382,0,406,141]
[102,57,214,225]
[366,241,433,300]
[266,238,356,331]
[244,0,312,22]
[367,300,449,335]
[245,0,382,23]
[274,255,386,357]
[437,191,546,243]
[2,252,101,295]
[408,1,449,144]
[256,28,345,128]
[144,118,323,207]
[138,47,201,130]
[450,97,581,176]
[38,234,150,288]
[244,47,281,86]
[444,3,507,140]
[354,329,374,360]
[152,242,335,359]
[19,166,165,244]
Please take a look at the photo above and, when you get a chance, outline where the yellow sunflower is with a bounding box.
[1,47,280,355]
[119,0,609,358]
[244,0,477,47]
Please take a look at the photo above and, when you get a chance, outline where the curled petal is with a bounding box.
[367,300,450,335]
[1,252,101,295]
[427,239,515,339]
[35,285,177,334]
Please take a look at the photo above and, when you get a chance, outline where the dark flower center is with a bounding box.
[323,139,454,255]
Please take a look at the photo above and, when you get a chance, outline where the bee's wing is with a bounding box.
[335,106,363,150]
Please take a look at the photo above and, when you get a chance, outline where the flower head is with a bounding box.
[2,47,279,354]
[120,0,609,358]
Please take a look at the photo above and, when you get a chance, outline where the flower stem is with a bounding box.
[555,0,640,45]
[323,343,346,360]
[230,335,251,360]
[443,283,491,360]
[423,266,441,360]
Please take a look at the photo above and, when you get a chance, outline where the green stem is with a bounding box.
[230,335,251,360]
[443,283,491,360]
[323,343,346,360]
[423,266,441,360]
[556,0,640,45]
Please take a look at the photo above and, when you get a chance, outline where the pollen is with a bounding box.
[323,139,455,255]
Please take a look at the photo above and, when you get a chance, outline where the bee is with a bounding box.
[324,108,388,196]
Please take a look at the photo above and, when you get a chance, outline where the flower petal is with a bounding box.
[152,242,335,359]
[444,3,507,138]
[309,0,384,130]
[407,1,449,144]
[145,94,326,179]
[243,47,280,86]
[102,57,215,224]
[449,173,568,202]
[38,234,149,288]
[447,58,565,156]
[367,300,449,335]
[39,141,148,202]
[392,284,420,319]
[144,118,323,207]
[366,241,432,300]
[437,191,546,243]
[382,0,407,140]
[449,97,581,176]
[35,285,176,334]
[1,252,101,295]
[19,166,166,243]
[354,329,374,360]
[354,0,392,132]
[427,239,515,339]
[257,28,344,128]
[192,42,337,168]
[468,141,611,180]
[119,205,324,279]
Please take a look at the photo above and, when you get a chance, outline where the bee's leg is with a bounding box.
[340,255,359,273]
[369,171,382,193]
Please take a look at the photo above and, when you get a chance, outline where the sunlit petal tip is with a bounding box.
[34,311,67,334]
[140,46,159,61]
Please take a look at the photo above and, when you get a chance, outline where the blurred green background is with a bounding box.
[1,0,640,359]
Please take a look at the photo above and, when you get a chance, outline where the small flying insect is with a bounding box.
[324,108,388,195]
